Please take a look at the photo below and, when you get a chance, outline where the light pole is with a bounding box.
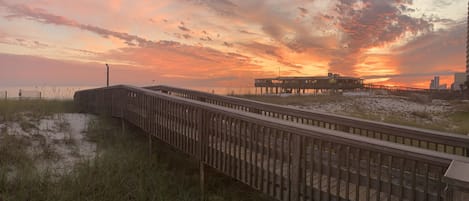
[106,64,110,87]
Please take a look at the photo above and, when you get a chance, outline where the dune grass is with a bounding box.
[0,99,76,123]
[239,94,469,135]
[449,103,469,134]
[0,99,271,201]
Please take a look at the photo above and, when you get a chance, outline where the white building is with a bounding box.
[429,76,440,89]
[451,72,467,91]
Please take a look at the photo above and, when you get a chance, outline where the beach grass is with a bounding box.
[239,94,469,135]
[0,100,270,201]
[0,99,76,123]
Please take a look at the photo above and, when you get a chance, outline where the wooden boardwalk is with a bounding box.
[75,85,469,201]
[146,85,469,157]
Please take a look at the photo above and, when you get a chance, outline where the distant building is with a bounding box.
[451,72,467,91]
[439,84,447,90]
[254,73,363,94]
[429,76,440,89]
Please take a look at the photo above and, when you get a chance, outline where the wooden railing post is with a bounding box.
[443,160,469,201]
[291,135,302,201]
[197,108,208,201]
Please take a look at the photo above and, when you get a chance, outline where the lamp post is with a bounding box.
[106,64,110,87]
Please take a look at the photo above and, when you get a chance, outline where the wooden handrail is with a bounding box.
[146,85,469,157]
[75,85,469,201]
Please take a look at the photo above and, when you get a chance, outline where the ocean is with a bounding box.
[0,85,259,99]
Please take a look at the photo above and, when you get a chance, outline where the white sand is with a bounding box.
[295,95,453,124]
[1,113,96,175]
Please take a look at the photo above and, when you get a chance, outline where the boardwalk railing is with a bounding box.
[75,85,469,201]
[145,85,469,157]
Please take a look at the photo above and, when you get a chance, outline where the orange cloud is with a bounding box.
[0,0,465,89]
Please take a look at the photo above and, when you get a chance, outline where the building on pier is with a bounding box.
[254,73,364,94]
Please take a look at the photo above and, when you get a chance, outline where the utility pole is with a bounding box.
[106,64,110,87]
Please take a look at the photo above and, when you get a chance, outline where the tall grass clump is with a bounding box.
[0,99,76,123]
[0,116,270,201]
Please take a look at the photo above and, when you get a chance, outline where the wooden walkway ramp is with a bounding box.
[146,85,469,157]
[74,85,469,201]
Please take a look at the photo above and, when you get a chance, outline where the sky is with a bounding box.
[0,0,467,88]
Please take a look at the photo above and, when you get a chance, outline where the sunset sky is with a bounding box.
[0,0,467,88]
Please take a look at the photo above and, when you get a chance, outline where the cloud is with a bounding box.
[329,0,433,74]
[0,0,157,48]
[199,36,212,41]
[182,34,191,39]
[185,0,238,16]
[89,40,271,86]
[0,0,465,88]
[362,71,456,79]
[223,41,233,47]
[239,30,257,35]
[0,53,154,86]
[393,21,466,75]
[178,25,191,32]
[298,7,308,17]
[0,51,268,87]
[239,42,283,59]
[0,34,50,49]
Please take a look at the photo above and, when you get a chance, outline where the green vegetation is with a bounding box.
[0,100,270,201]
[0,99,76,123]
[449,103,469,134]
[240,94,469,135]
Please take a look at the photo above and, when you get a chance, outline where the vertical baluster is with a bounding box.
[186,107,192,155]
[303,139,308,201]
[237,119,242,181]
[212,113,218,167]
[220,115,225,171]
[287,133,292,201]
[207,113,213,166]
[424,164,429,201]
[411,160,416,201]
[280,132,285,201]
[310,139,316,201]
[273,130,279,200]
[173,103,177,150]
[388,155,393,201]
[255,125,260,190]
[327,142,332,201]
[267,127,273,197]
[336,145,342,201]
[227,119,236,178]
[399,158,405,201]
[290,134,301,201]
[165,100,169,142]
[437,167,444,201]
[355,149,361,201]
[249,123,255,187]
[366,151,371,201]
[222,116,227,173]
[184,106,188,154]
[345,146,350,201]
[318,141,323,201]
[376,153,382,201]
[261,127,267,193]
[243,121,248,184]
